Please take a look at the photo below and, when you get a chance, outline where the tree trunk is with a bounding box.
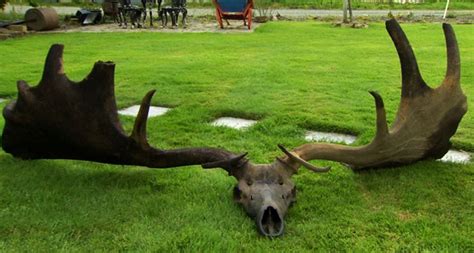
[342,0,348,23]
[348,0,353,23]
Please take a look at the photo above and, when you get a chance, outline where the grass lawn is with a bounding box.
[0,22,473,251]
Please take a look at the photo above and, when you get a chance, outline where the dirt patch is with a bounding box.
[0,27,28,40]
[397,210,415,221]
[47,18,261,34]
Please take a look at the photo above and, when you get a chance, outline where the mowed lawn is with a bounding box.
[0,22,473,251]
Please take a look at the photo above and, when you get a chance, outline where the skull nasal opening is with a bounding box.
[258,206,284,237]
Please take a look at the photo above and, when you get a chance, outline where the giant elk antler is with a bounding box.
[278,19,467,170]
[1,44,249,171]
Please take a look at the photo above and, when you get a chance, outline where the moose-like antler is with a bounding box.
[1,44,249,171]
[278,19,467,170]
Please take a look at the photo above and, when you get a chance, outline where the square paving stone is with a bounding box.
[119,105,170,118]
[211,117,257,130]
[439,150,471,164]
[305,130,356,144]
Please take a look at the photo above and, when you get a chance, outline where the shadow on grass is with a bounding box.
[0,154,163,191]
[1,152,472,250]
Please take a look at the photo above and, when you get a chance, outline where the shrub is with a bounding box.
[1,0,8,11]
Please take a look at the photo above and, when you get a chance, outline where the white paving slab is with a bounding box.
[118,105,170,118]
[439,150,471,164]
[211,117,257,130]
[305,130,357,144]
[0,98,6,103]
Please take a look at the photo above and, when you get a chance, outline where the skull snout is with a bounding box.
[257,205,284,237]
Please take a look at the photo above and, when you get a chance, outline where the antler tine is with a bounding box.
[442,23,460,87]
[369,91,389,140]
[130,90,156,148]
[386,19,430,97]
[40,44,65,85]
[17,80,34,105]
[278,144,331,173]
[84,61,116,98]
[202,152,249,176]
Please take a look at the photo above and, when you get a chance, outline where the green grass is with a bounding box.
[0,22,473,251]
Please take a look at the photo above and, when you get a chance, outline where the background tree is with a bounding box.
[1,0,8,11]
[342,0,353,23]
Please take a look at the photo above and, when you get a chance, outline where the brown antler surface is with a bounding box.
[1,44,248,171]
[279,19,467,170]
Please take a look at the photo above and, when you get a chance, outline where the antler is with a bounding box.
[1,44,249,171]
[278,19,467,170]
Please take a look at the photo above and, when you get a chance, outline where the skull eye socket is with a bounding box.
[233,186,242,201]
[278,176,284,185]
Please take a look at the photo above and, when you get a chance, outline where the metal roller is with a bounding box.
[24,8,59,31]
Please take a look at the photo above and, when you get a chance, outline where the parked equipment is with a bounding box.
[0,7,59,31]
[160,0,187,28]
[75,9,103,25]
[102,0,121,23]
[212,0,253,30]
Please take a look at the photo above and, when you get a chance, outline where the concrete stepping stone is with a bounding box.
[118,105,170,118]
[305,130,357,144]
[0,98,5,103]
[439,150,471,164]
[211,117,257,130]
